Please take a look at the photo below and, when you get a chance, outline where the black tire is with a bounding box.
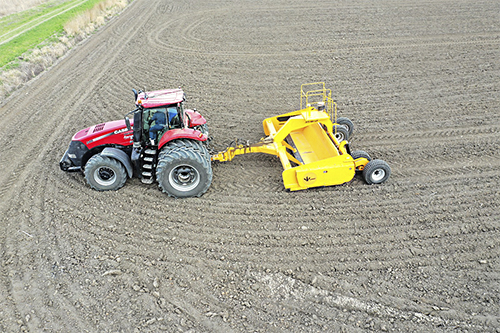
[362,159,391,185]
[332,125,349,142]
[336,117,354,137]
[350,150,371,161]
[84,154,127,191]
[161,139,210,163]
[156,142,212,198]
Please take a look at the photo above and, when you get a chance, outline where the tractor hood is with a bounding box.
[136,89,185,108]
[73,119,134,149]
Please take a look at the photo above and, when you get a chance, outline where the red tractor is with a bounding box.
[60,88,212,198]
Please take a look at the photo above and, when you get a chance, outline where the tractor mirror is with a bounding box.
[125,116,131,131]
[132,89,138,102]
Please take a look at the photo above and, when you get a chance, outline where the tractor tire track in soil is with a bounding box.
[0,0,499,331]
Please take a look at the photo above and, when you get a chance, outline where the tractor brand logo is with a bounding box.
[87,128,129,144]
[303,172,317,183]
[123,134,133,140]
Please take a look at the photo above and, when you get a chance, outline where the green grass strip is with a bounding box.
[0,0,82,38]
[0,0,105,68]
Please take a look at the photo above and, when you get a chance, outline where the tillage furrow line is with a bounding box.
[357,125,500,147]
[334,36,500,54]
[56,204,495,263]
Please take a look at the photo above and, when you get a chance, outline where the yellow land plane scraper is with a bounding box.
[211,83,391,191]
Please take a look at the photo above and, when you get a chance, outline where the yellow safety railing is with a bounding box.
[300,82,337,122]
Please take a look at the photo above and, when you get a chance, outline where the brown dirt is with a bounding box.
[0,0,499,332]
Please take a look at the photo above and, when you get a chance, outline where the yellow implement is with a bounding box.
[211,83,390,191]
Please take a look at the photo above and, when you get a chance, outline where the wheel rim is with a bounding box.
[371,168,386,182]
[169,164,200,192]
[335,132,345,141]
[94,166,116,186]
[341,124,351,133]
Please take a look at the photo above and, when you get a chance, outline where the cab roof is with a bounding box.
[136,88,185,108]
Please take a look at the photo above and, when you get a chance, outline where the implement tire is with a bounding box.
[363,159,391,185]
[351,150,371,161]
[156,141,212,198]
[84,154,127,191]
[336,117,354,137]
[332,125,349,142]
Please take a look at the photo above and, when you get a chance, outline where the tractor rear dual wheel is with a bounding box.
[161,139,210,164]
[156,140,212,198]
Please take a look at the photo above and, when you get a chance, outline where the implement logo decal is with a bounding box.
[303,172,316,183]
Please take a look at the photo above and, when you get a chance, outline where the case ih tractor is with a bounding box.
[60,88,212,198]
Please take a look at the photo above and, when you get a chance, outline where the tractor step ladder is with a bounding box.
[141,147,157,184]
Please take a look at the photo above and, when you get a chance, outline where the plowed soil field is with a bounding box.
[1,0,499,331]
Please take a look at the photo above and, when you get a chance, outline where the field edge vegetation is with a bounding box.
[0,0,131,101]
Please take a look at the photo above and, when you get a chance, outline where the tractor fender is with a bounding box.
[101,147,133,178]
[158,128,207,150]
[185,109,206,127]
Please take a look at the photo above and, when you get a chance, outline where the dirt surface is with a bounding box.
[1,0,499,331]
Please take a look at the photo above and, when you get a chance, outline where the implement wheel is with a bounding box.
[336,117,354,137]
[156,141,212,198]
[332,125,349,142]
[84,154,127,191]
[351,150,372,171]
[351,150,371,161]
[363,159,391,185]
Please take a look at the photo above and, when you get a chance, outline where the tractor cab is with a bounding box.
[131,88,186,147]
[139,104,183,143]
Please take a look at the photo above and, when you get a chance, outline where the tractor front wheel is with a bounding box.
[156,142,212,198]
[84,154,127,191]
[362,159,391,185]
